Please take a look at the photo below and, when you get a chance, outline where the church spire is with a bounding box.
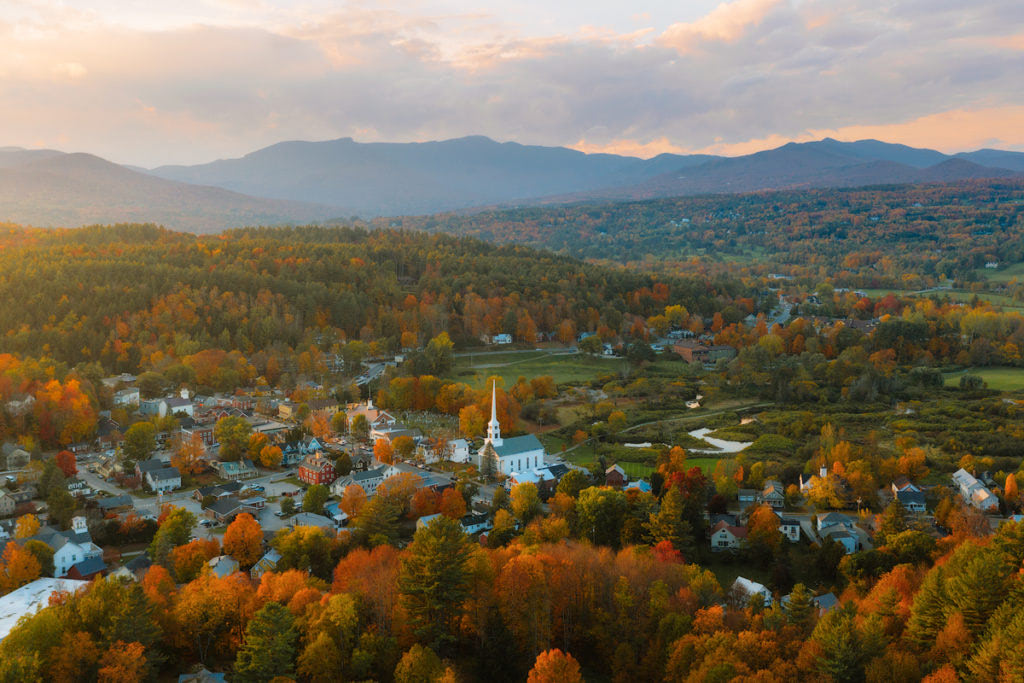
[486,380,502,446]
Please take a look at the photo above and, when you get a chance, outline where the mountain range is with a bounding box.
[1,137,1022,232]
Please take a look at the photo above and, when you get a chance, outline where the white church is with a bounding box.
[477,382,546,476]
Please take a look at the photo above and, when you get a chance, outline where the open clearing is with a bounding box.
[943,367,1024,391]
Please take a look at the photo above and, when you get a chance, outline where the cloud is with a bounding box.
[0,0,1022,165]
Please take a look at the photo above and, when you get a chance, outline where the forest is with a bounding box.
[385,178,1024,289]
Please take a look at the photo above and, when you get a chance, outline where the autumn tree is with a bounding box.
[392,435,416,461]
[394,644,444,683]
[307,412,332,441]
[14,514,39,539]
[411,488,439,519]
[331,411,348,435]
[259,445,283,469]
[302,484,329,514]
[746,504,782,562]
[528,649,583,683]
[215,416,252,462]
[439,487,467,520]
[1005,472,1020,508]
[374,439,395,465]
[399,516,473,652]
[55,450,77,478]
[170,538,221,582]
[233,601,298,682]
[171,431,207,476]
[459,404,485,439]
[224,512,263,568]
[511,482,541,526]
[350,414,370,443]
[341,485,367,518]
[149,507,197,566]
[0,541,41,595]
[123,422,157,463]
[97,641,148,683]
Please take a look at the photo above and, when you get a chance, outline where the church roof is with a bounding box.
[491,434,543,457]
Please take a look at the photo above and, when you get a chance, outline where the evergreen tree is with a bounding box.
[645,487,693,553]
[233,602,298,683]
[875,499,908,547]
[399,516,473,652]
[785,583,816,632]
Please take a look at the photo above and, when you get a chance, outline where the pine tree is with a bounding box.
[399,516,473,652]
[233,602,298,683]
[906,567,948,646]
[875,499,908,547]
[785,583,816,632]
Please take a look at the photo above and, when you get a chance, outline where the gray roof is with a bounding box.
[97,495,133,510]
[896,490,927,507]
[69,556,106,576]
[147,467,180,481]
[350,466,387,482]
[136,458,166,473]
[491,434,544,457]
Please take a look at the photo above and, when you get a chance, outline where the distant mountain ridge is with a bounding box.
[0,149,341,233]
[1,136,1022,231]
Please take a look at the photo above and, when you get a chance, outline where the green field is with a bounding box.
[451,350,630,388]
[943,367,1024,391]
[860,287,1024,312]
[976,261,1024,283]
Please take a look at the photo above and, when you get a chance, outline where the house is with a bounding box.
[0,578,88,642]
[891,478,921,496]
[251,549,281,580]
[345,401,397,430]
[135,457,169,480]
[710,520,748,551]
[178,669,227,683]
[625,479,653,494]
[0,490,15,518]
[4,394,35,417]
[161,396,195,418]
[289,512,335,531]
[1,445,31,471]
[781,590,839,616]
[194,482,243,502]
[306,398,340,417]
[476,383,546,477]
[491,333,512,345]
[821,526,859,554]
[298,453,337,486]
[145,467,181,493]
[205,498,260,524]
[817,512,855,532]
[370,424,422,444]
[761,480,786,509]
[738,489,758,505]
[213,459,259,481]
[113,387,141,407]
[207,555,240,578]
[331,465,388,498]
[96,494,134,512]
[109,554,152,582]
[605,465,628,489]
[66,556,107,581]
[672,341,737,365]
[731,576,772,607]
[461,512,492,535]
[416,513,443,530]
[383,463,453,493]
[779,516,801,542]
[447,439,470,464]
[896,489,927,514]
[28,517,103,577]
[952,468,998,512]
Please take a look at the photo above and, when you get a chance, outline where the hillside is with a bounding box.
[0,150,339,232]
[388,178,1024,288]
[147,136,1022,216]
[149,136,697,216]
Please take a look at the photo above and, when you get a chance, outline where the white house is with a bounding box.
[29,517,103,577]
[447,439,470,464]
[145,467,181,493]
[113,387,141,407]
[710,520,747,551]
[491,334,512,345]
[477,382,546,477]
[732,577,772,607]
[778,516,801,542]
[952,468,998,512]
[330,465,388,498]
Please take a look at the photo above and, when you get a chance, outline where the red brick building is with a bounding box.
[298,453,336,486]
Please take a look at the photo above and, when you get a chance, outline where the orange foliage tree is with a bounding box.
[223,512,263,568]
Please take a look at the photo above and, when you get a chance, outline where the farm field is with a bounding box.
[449,349,684,388]
[943,367,1024,391]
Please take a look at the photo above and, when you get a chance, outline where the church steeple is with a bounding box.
[486,380,502,446]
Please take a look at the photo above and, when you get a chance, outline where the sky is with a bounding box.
[1,0,1023,166]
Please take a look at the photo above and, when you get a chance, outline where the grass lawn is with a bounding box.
[977,261,1024,283]
[619,461,654,479]
[450,351,629,388]
[687,457,730,475]
[943,367,1024,391]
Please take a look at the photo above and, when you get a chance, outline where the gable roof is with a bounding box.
[147,467,180,481]
[69,556,107,577]
[492,434,544,457]
[97,494,133,510]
